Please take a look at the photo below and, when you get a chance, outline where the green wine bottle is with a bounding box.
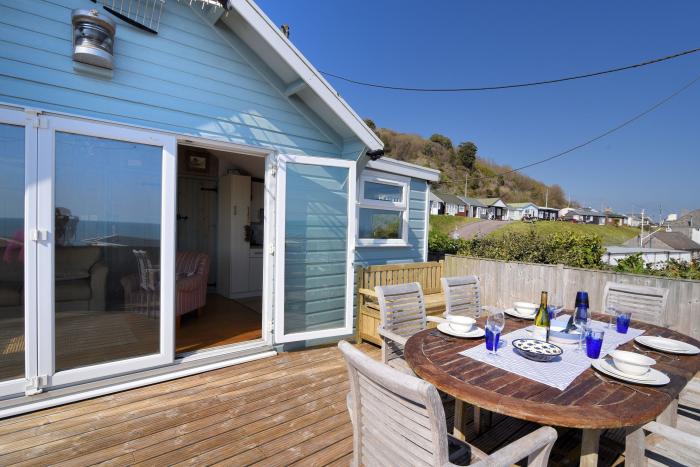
[533,291,550,342]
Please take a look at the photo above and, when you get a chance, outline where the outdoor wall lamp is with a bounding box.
[366,149,385,161]
[72,9,116,69]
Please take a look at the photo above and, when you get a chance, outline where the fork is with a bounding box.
[593,372,650,396]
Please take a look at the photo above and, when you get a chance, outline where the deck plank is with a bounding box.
[0,344,695,466]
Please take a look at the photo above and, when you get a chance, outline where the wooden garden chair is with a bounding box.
[602,281,669,326]
[338,340,558,466]
[441,275,483,318]
[375,282,444,374]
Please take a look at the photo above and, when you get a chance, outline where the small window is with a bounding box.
[357,171,409,246]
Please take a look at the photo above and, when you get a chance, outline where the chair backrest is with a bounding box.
[132,249,157,291]
[376,282,427,364]
[441,275,482,318]
[362,261,444,295]
[602,281,669,326]
[338,340,451,467]
[176,251,210,277]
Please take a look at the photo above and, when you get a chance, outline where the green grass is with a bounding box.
[429,215,481,235]
[487,221,641,246]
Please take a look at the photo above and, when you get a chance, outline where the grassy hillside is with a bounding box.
[487,222,640,246]
[430,215,480,235]
[369,124,572,207]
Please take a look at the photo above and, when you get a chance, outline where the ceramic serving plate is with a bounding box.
[437,322,485,339]
[635,336,700,355]
[592,358,670,386]
[511,338,563,362]
[504,308,537,319]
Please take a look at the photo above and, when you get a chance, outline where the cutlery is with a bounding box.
[593,372,650,396]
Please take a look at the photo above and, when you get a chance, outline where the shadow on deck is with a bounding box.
[0,343,697,465]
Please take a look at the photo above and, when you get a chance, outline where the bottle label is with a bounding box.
[532,326,548,342]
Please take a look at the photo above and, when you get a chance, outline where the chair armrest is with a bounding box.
[358,288,377,299]
[377,327,408,347]
[177,274,205,293]
[426,316,446,324]
[465,426,557,467]
[643,421,700,451]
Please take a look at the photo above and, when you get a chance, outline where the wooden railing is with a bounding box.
[444,255,700,339]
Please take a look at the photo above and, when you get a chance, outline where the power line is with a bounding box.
[321,47,700,92]
[468,72,700,181]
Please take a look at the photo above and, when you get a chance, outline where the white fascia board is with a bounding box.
[365,158,440,182]
[229,0,384,151]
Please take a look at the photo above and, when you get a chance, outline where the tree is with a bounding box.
[457,141,477,170]
[363,118,377,131]
[429,134,453,151]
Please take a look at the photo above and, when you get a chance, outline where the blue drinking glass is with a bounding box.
[585,329,605,359]
[616,311,632,334]
[485,327,500,352]
[575,291,589,309]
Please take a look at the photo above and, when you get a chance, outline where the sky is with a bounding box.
[257,0,700,219]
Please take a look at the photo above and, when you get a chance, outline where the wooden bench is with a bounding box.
[355,261,445,345]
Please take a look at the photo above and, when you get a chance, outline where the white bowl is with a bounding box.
[513,301,538,317]
[610,350,655,376]
[446,314,476,333]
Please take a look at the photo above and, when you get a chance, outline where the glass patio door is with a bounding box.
[36,116,177,389]
[0,108,38,398]
[274,155,356,343]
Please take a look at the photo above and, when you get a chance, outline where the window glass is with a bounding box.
[364,181,402,203]
[359,209,402,239]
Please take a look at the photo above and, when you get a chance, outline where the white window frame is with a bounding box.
[356,170,410,247]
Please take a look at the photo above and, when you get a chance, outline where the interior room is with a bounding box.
[174,145,265,354]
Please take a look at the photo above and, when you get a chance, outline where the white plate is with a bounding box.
[504,308,536,320]
[592,359,670,386]
[635,336,700,355]
[437,322,485,339]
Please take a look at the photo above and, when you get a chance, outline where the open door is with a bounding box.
[274,155,356,343]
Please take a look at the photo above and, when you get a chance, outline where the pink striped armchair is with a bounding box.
[122,251,210,327]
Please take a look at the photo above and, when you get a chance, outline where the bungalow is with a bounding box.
[0,0,439,413]
[507,202,539,221]
[429,191,446,215]
[432,192,468,216]
[538,206,559,221]
[459,196,488,218]
[603,211,627,226]
[624,231,700,259]
[559,207,605,225]
[478,197,509,220]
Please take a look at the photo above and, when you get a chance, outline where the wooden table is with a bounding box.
[404,313,700,466]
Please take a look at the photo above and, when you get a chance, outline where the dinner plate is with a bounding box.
[504,308,536,320]
[437,322,485,339]
[635,336,700,355]
[592,358,670,386]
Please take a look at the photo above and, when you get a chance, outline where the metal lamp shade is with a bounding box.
[71,9,116,69]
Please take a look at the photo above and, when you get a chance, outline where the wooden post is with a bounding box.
[657,398,678,428]
[453,399,467,441]
[625,425,646,467]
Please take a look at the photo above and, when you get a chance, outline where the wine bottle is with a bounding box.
[533,291,550,342]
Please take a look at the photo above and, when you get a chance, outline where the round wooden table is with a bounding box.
[404,313,700,466]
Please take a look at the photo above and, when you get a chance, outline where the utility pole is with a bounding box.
[545,187,549,208]
[464,172,468,199]
[640,209,645,247]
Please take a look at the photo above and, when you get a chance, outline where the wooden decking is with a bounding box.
[0,344,697,466]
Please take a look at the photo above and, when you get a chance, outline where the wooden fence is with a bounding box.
[444,255,700,339]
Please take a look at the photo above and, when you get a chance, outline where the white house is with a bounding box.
[478,198,509,220]
[603,246,693,268]
[432,191,467,216]
[508,202,539,221]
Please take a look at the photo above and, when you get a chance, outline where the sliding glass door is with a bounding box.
[36,117,177,389]
[274,155,356,343]
[0,109,38,397]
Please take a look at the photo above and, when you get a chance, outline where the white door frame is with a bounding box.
[36,115,177,388]
[274,154,356,344]
[0,108,39,397]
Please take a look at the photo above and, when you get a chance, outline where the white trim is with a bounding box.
[274,154,356,344]
[36,116,177,388]
[0,351,277,419]
[365,157,440,182]
[423,182,430,261]
[228,0,382,151]
[356,170,410,246]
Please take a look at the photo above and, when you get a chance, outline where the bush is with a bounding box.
[429,230,605,269]
[615,255,700,280]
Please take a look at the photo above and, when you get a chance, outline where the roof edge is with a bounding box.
[229,0,383,151]
[366,157,440,181]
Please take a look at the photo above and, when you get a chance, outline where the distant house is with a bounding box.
[624,231,700,259]
[459,196,487,218]
[666,209,700,245]
[432,191,467,216]
[603,246,693,268]
[626,213,651,228]
[538,206,559,221]
[603,211,627,226]
[559,207,605,225]
[478,198,509,220]
[430,192,445,215]
[507,202,539,221]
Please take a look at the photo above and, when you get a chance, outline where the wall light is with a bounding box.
[72,9,116,69]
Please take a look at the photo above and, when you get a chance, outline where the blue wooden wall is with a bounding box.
[355,177,428,266]
[0,0,354,158]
